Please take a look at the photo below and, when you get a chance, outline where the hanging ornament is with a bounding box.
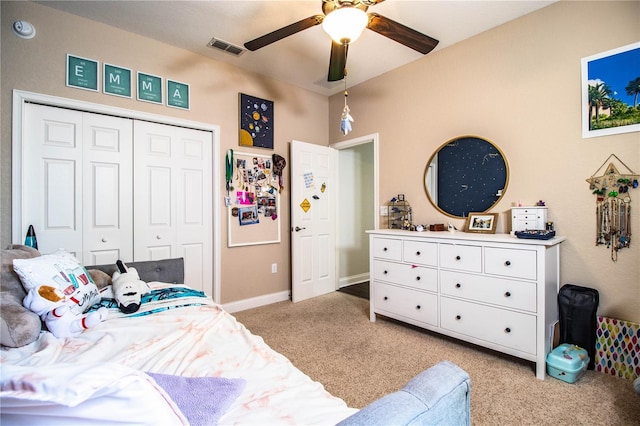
[340,66,353,136]
[341,104,353,136]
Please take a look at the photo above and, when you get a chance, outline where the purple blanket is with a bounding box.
[146,372,246,425]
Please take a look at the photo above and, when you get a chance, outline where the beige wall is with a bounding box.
[1,1,328,303]
[3,1,639,321]
[329,1,640,322]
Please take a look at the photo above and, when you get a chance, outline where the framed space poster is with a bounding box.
[239,93,274,149]
[581,42,640,138]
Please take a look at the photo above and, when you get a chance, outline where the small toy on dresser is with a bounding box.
[111,260,151,314]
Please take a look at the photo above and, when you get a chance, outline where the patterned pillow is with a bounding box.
[13,249,100,315]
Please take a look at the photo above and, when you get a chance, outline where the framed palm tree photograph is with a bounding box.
[581,42,640,138]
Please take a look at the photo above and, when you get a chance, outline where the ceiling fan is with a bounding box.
[244,0,439,82]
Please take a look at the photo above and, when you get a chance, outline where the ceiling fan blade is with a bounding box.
[244,15,324,51]
[367,13,439,54]
[328,41,348,82]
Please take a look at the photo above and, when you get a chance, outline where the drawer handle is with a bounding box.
[455,255,461,261]
[416,251,421,256]
[455,315,461,320]
[455,283,461,288]
[505,327,511,333]
[383,296,388,301]
[383,270,388,275]
[383,247,388,252]
[505,260,511,266]
[505,291,511,297]
[101,238,107,243]
[416,305,421,310]
[416,276,421,281]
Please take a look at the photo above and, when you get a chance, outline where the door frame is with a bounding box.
[11,90,222,303]
[331,133,380,290]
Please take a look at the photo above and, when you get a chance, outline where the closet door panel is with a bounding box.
[176,129,212,293]
[134,121,212,293]
[23,104,83,257]
[134,125,175,260]
[82,112,133,265]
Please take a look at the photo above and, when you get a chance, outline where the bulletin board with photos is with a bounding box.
[227,151,281,247]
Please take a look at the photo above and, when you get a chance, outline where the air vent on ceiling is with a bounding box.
[207,38,244,56]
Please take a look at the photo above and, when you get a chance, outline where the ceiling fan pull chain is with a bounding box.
[340,69,354,135]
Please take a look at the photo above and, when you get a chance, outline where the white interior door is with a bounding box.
[82,113,133,265]
[133,120,212,293]
[21,105,133,264]
[22,104,84,258]
[290,140,337,302]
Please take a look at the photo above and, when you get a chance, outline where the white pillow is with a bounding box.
[13,249,100,314]
[1,362,187,425]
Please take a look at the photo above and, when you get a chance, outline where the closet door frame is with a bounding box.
[11,90,221,303]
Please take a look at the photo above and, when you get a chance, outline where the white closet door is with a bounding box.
[23,104,83,257]
[22,104,133,264]
[82,113,133,265]
[133,121,212,293]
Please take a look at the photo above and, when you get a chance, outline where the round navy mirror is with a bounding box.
[424,136,509,218]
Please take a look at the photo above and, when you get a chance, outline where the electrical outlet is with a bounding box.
[271,263,277,273]
[380,205,389,216]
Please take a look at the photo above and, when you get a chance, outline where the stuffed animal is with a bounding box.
[13,249,108,339]
[111,260,151,314]
[23,284,108,338]
[0,245,42,347]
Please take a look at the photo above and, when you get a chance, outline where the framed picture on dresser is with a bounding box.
[465,212,498,234]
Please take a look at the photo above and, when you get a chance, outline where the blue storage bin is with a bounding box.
[546,343,589,383]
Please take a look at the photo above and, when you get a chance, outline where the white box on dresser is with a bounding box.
[368,229,566,379]
[511,206,548,231]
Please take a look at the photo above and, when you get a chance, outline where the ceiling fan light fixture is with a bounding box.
[322,7,368,44]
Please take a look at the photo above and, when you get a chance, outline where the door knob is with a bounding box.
[294,226,306,232]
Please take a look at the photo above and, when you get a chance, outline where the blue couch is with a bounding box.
[338,361,471,426]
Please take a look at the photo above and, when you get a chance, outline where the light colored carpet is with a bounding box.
[233,291,640,425]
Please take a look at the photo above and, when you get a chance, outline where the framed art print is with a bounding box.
[581,42,640,138]
[239,93,274,149]
[465,212,498,234]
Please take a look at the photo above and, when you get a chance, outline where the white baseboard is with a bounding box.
[339,273,369,289]
[223,290,290,313]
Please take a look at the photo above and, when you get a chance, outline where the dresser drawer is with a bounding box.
[440,297,536,355]
[485,247,537,280]
[372,237,402,261]
[515,219,542,230]
[439,244,482,273]
[373,283,438,326]
[372,260,437,292]
[403,240,437,266]
[440,270,537,312]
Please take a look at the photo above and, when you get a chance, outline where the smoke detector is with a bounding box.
[12,20,36,39]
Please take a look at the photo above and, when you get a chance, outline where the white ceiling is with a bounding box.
[37,0,556,96]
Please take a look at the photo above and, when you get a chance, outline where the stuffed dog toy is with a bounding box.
[111,260,151,314]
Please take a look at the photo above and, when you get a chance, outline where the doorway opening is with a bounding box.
[332,133,379,293]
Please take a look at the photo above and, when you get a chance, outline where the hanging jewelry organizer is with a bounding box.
[586,154,639,261]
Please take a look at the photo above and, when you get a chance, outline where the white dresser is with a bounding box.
[368,229,565,379]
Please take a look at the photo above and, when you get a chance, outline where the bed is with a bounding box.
[1,251,471,425]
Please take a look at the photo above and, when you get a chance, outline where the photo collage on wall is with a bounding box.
[232,155,279,226]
